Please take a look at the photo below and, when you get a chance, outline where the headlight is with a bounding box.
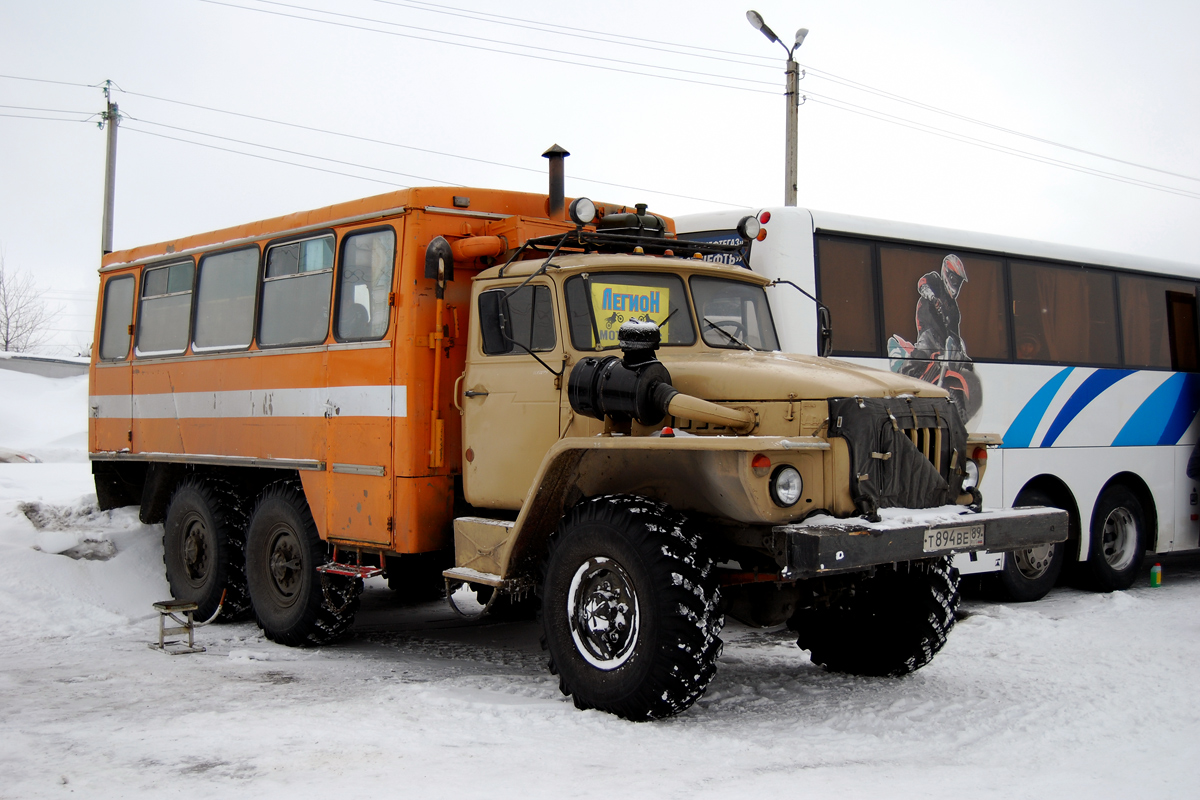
[771,465,802,507]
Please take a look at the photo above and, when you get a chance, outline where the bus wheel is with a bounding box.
[245,483,361,646]
[790,558,959,677]
[540,495,723,720]
[1082,486,1146,592]
[163,476,250,621]
[990,488,1066,602]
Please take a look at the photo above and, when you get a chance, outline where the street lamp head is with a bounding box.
[794,28,809,49]
[746,10,780,45]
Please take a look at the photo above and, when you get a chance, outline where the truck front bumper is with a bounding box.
[774,506,1067,579]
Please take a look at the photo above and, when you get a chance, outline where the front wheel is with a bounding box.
[1081,486,1146,592]
[790,558,960,677]
[540,496,723,720]
[989,488,1067,602]
[244,483,361,646]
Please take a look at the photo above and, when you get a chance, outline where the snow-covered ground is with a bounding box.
[2,369,1199,799]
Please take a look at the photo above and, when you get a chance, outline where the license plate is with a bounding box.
[923,524,985,552]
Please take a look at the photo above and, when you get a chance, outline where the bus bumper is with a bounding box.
[775,506,1068,579]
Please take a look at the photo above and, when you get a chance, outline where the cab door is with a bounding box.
[91,273,136,452]
[461,281,563,509]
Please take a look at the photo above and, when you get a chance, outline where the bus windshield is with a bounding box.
[563,272,779,351]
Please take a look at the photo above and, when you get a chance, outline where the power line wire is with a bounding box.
[128,116,461,185]
[800,66,1200,184]
[0,74,96,90]
[115,90,744,205]
[0,112,93,123]
[122,127,412,187]
[196,0,777,95]
[804,94,1200,201]
[390,0,779,63]
[128,113,743,206]
[0,103,95,115]
[246,0,778,88]
[369,1,1199,183]
[366,0,778,70]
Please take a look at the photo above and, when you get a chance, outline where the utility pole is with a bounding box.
[747,11,809,207]
[99,80,121,255]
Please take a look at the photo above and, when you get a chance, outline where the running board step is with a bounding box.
[316,562,384,579]
[442,567,504,587]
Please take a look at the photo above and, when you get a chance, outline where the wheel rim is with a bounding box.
[1013,543,1055,580]
[180,512,211,588]
[1100,507,1137,572]
[567,556,640,671]
[265,524,304,607]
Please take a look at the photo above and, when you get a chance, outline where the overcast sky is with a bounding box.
[2,0,1198,354]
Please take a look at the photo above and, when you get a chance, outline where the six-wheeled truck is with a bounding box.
[89,163,1065,719]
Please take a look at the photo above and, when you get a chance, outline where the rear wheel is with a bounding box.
[245,483,361,645]
[1081,486,1146,592]
[162,476,250,620]
[989,488,1067,602]
[790,558,959,677]
[540,495,723,720]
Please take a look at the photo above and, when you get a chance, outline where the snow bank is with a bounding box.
[0,368,88,462]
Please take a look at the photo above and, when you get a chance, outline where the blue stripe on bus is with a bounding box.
[1040,369,1134,447]
[1112,372,1200,446]
[1002,367,1073,448]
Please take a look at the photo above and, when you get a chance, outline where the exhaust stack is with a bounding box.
[542,144,570,220]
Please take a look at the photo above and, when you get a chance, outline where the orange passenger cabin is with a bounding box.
[88,187,632,555]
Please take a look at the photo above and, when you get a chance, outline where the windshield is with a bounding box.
[565,273,696,349]
[691,276,779,351]
[563,271,779,352]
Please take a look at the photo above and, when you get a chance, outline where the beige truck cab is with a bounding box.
[443,203,1066,719]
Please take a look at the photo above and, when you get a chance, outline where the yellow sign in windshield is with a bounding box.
[590,282,670,346]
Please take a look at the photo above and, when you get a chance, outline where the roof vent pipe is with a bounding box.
[543,144,570,220]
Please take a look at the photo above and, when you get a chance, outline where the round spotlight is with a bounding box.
[770,465,802,507]
[568,197,597,226]
[736,215,762,241]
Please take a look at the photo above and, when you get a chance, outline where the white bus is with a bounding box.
[676,207,1200,601]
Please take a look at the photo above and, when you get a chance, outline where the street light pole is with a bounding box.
[747,11,808,207]
[784,58,799,206]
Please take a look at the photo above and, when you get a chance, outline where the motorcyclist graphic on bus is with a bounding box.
[887,253,983,424]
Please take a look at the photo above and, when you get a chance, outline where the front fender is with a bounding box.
[495,435,832,579]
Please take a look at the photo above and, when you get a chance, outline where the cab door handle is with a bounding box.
[464,390,489,398]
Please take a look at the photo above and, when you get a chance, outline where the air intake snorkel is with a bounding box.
[567,321,756,433]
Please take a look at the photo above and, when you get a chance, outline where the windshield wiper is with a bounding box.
[703,317,757,351]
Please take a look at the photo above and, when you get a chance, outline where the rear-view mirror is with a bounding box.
[818,306,832,357]
[478,290,513,355]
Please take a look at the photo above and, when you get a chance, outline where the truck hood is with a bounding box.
[657,351,948,402]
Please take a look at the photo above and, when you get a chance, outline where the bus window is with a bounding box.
[99,275,135,360]
[880,246,1009,361]
[816,237,877,355]
[336,228,395,341]
[193,247,259,352]
[1118,274,1197,370]
[137,260,194,356]
[260,234,334,347]
[1010,261,1119,365]
[1167,292,1199,372]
